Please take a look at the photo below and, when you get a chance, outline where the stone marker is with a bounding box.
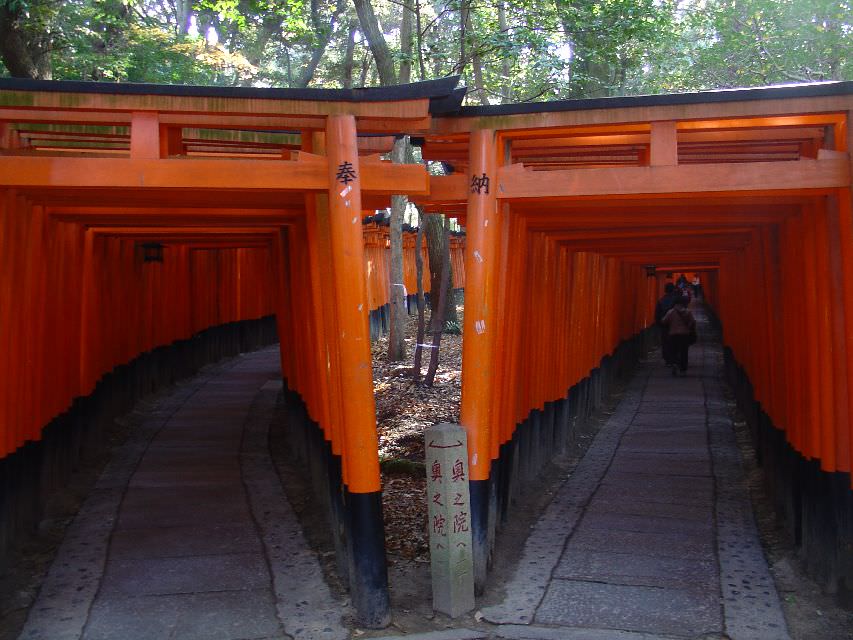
[425,423,475,618]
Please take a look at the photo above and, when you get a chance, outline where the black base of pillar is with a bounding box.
[368,303,390,341]
[345,490,391,628]
[279,388,392,626]
[470,478,492,594]
[723,347,853,603]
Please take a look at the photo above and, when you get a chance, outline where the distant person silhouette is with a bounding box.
[692,275,703,300]
[662,296,696,376]
[655,283,679,366]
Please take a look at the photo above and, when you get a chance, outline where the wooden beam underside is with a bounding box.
[47,206,302,226]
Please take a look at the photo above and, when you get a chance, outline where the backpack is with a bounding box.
[677,309,697,345]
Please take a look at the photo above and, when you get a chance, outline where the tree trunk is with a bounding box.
[294,0,346,88]
[415,0,426,80]
[355,0,414,362]
[399,0,414,84]
[412,208,427,382]
[459,0,487,104]
[248,14,285,68]
[458,0,469,75]
[387,137,409,362]
[471,48,488,105]
[343,23,357,88]
[498,2,512,103]
[359,53,371,86]
[352,0,397,85]
[555,0,613,98]
[175,0,194,35]
[0,4,52,79]
[424,217,452,386]
[284,49,293,85]
[424,213,459,328]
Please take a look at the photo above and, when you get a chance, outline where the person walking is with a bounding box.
[662,296,696,376]
[692,275,703,300]
[655,283,679,366]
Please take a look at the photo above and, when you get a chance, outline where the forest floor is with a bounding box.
[371,303,464,566]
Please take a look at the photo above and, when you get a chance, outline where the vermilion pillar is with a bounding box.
[837,113,853,478]
[323,114,389,628]
[460,128,502,590]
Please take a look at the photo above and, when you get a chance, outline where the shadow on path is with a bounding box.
[481,307,789,640]
[19,347,347,640]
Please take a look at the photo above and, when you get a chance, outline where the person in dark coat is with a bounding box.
[655,283,678,365]
[662,296,697,376]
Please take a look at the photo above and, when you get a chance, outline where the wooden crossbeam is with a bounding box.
[46,206,302,227]
[555,238,751,253]
[0,109,431,134]
[91,225,278,236]
[414,160,848,205]
[0,155,428,195]
[497,159,848,199]
[543,226,756,240]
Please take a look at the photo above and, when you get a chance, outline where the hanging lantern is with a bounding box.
[142,242,164,263]
[644,264,657,277]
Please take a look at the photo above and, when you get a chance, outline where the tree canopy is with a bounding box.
[1,0,850,98]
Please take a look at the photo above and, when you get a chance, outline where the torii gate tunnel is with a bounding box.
[1,77,852,626]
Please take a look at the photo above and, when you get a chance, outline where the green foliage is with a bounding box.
[1,0,850,96]
[379,457,426,476]
[43,1,256,83]
[443,319,462,335]
[632,0,852,92]
[554,0,673,97]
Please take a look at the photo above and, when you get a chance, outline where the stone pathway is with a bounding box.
[19,347,347,640]
[19,310,789,640]
[477,308,789,640]
[383,310,789,640]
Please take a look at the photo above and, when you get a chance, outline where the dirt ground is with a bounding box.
[1,310,852,639]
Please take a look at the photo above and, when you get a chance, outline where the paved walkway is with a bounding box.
[374,309,790,640]
[20,310,789,640]
[474,308,789,640]
[20,347,347,640]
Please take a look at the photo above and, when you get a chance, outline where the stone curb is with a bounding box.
[494,623,685,639]
[362,630,486,640]
[241,383,349,640]
[17,361,234,640]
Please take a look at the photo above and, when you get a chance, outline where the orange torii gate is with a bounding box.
[0,76,464,627]
[2,77,853,624]
[413,82,853,595]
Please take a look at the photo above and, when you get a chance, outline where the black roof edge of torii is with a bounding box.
[0,74,465,108]
[2,76,851,119]
[454,80,853,117]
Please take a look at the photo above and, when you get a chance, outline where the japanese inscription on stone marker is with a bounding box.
[425,423,475,618]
